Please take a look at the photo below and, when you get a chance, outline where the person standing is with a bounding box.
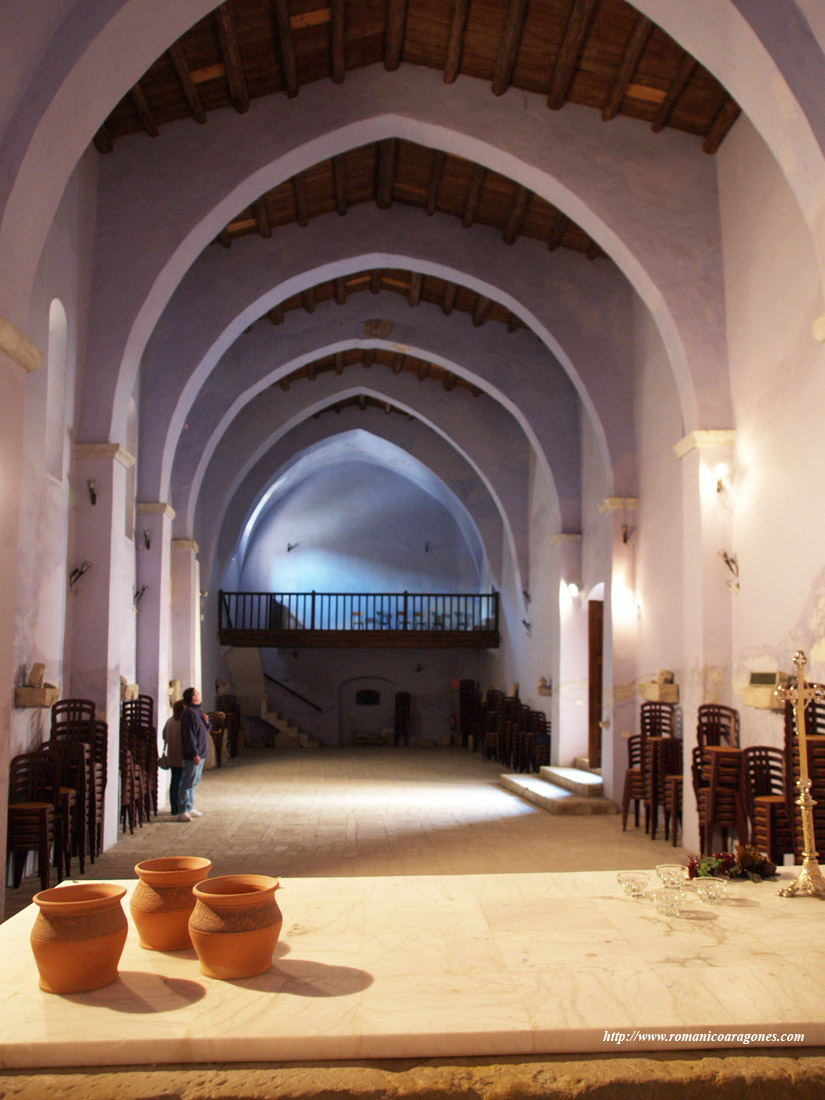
[162,699,186,817]
[178,687,210,822]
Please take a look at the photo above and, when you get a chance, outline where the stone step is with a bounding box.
[540,765,604,798]
[499,773,616,815]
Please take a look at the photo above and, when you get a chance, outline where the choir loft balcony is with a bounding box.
[218,591,500,649]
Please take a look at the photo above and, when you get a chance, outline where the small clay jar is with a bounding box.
[30,882,128,994]
[188,874,282,980]
[131,856,212,951]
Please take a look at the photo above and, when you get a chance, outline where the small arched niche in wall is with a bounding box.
[355,689,380,707]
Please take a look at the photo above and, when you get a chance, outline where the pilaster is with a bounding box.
[71,442,135,847]
[170,538,202,694]
[136,503,175,731]
[675,429,736,849]
[599,497,639,802]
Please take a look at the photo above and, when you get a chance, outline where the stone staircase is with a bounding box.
[260,700,319,749]
[499,764,616,815]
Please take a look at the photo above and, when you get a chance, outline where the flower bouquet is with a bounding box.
[687,844,776,882]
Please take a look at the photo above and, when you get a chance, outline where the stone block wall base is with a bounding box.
[2,1053,825,1100]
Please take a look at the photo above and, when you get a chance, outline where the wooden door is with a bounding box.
[588,600,604,768]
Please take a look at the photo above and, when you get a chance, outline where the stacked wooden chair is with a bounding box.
[50,698,105,863]
[784,697,825,863]
[641,702,679,840]
[207,710,227,768]
[7,751,63,890]
[121,695,158,822]
[216,693,241,758]
[744,744,791,863]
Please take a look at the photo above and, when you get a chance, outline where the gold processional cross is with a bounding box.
[775,650,825,898]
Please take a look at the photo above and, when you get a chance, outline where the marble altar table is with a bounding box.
[0,869,820,1068]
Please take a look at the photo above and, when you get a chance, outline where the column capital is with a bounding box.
[549,532,582,547]
[75,442,136,469]
[172,538,199,553]
[137,501,175,520]
[0,314,42,373]
[673,429,736,459]
[599,497,639,515]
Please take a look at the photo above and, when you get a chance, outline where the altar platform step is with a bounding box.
[499,772,616,815]
[540,765,604,798]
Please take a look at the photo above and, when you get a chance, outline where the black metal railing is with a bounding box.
[219,590,499,638]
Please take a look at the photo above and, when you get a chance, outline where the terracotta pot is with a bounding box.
[131,856,212,951]
[30,882,128,994]
[188,874,282,979]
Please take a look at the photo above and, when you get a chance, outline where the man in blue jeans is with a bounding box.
[178,686,210,822]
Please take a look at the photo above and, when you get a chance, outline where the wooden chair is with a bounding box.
[744,745,791,863]
[217,694,241,758]
[621,735,646,831]
[697,703,740,748]
[208,710,227,767]
[7,752,62,890]
[36,740,85,876]
[698,746,748,854]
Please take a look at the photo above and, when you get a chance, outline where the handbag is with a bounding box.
[159,752,170,770]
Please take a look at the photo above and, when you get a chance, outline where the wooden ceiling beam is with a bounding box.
[651,52,695,132]
[426,150,446,215]
[507,314,520,332]
[408,272,422,307]
[220,229,233,248]
[252,199,272,239]
[370,270,383,295]
[587,240,601,261]
[307,362,317,381]
[702,96,741,155]
[279,377,290,391]
[462,163,486,228]
[444,372,456,392]
[492,0,529,96]
[376,138,397,209]
[442,282,457,314]
[293,173,309,226]
[168,42,207,124]
[301,288,316,314]
[334,278,347,305]
[129,82,159,137]
[602,14,652,122]
[216,2,250,113]
[364,348,375,368]
[547,213,570,251]
[273,0,300,98]
[417,362,429,381]
[331,0,346,84]
[444,0,470,84]
[393,353,405,374]
[358,393,369,410]
[503,185,530,244]
[547,0,599,110]
[333,155,348,215]
[269,304,284,324]
[384,0,408,72]
[334,352,344,374]
[473,296,492,326]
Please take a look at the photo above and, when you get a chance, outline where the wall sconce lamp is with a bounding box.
[715,462,731,494]
[522,619,532,634]
[87,478,97,505]
[567,582,580,600]
[287,542,299,553]
[143,529,151,550]
[68,560,92,596]
[133,585,147,612]
[718,548,740,593]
